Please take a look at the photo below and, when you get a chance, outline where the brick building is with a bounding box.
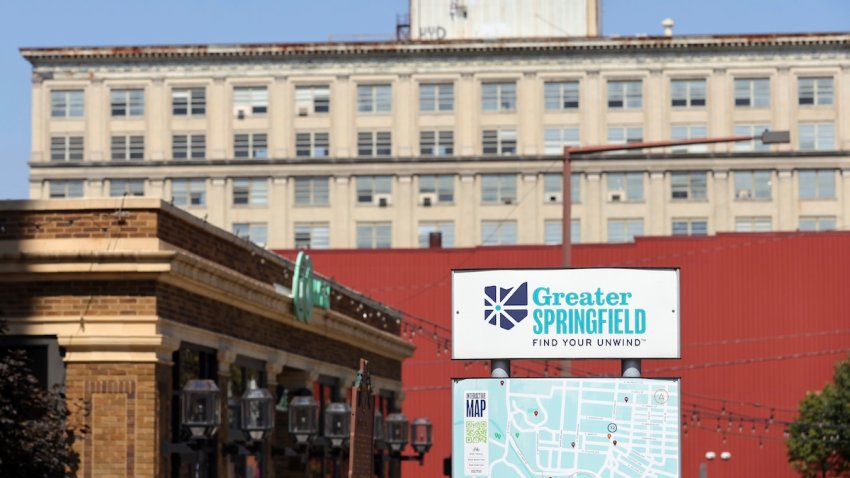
[0,198,413,478]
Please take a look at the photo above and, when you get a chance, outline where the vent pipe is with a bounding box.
[662,18,675,37]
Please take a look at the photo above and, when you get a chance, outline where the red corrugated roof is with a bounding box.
[276,232,850,478]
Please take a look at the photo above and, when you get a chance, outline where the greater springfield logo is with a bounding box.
[485,284,648,348]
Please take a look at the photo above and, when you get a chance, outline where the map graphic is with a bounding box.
[453,378,680,478]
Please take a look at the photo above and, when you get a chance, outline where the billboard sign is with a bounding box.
[452,268,679,359]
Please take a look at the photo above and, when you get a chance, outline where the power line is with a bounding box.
[646,348,850,372]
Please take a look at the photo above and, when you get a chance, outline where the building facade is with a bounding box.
[0,198,413,478]
[22,33,850,249]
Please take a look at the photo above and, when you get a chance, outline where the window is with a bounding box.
[607,126,643,146]
[294,177,329,206]
[233,87,268,116]
[799,123,835,151]
[607,219,644,243]
[734,170,771,200]
[482,129,517,155]
[295,132,330,157]
[49,180,84,198]
[544,81,579,110]
[172,88,205,116]
[481,174,517,204]
[671,172,707,200]
[607,172,644,202]
[671,124,707,153]
[482,82,516,112]
[734,78,769,107]
[233,223,268,246]
[671,79,706,108]
[735,216,772,232]
[607,80,642,109]
[672,218,708,236]
[543,173,580,204]
[543,127,580,154]
[50,90,84,118]
[172,134,206,160]
[294,223,330,249]
[734,124,770,151]
[799,216,836,231]
[356,222,391,248]
[232,178,268,206]
[420,130,454,156]
[110,135,144,161]
[418,222,455,247]
[109,179,144,197]
[294,85,330,115]
[481,221,517,245]
[234,133,268,159]
[110,89,144,117]
[418,175,454,204]
[357,84,391,113]
[357,131,392,157]
[419,83,454,112]
[799,170,835,200]
[798,77,833,106]
[171,178,206,207]
[544,219,581,245]
[50,136,83,161]
[356,176,392,204]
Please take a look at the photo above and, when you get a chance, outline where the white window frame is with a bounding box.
[356,222,392,249]
[171,178,206,207]
[798,77,833,106]
[419,83,454,112]
[607,80,642,109]
[172,134,206,160]
[109,179,144,197]
[294,222,330,249]
[544,81,579,110]
[734,78,769,107]
[357,131,392,157]
[418,175,454,204]
[233,87,268,116]
[543,219,581,245]
[735,216,772,232]
[232,178,268,206]
[606,172,644,202]
[233,223,268,246]
[110,89,144,117]
[607,126,643,148]
[671,79,706,108]
[482,129,517,155]
[50,90,84,118]
[481,220,517,246]
[544,127,580,155]
[420,130,454,156]
[110,135,144,161]
[734,124,770,152]
[607,219,644,243]
[357,84,392,113]
[50,136,84,162]
[481,82,517,112]
[671,171,707,201]
[418,221,455,248]
[172,88,206,116]
[356,176,392,204]
[799,122,835,151]
[734,170,772,200]
[671,124,708,153]
[672,218,708,236]
[798,170,835,200]
[543,173,580,204]
[234,133,268,159]
[49,180,84,198]
[799,216,836,232]
[294,85,330,116]
[481,174,517,204]
[294,177,330,206]
[295,131,330,158]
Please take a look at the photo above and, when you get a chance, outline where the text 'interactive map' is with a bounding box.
[453,377,680,478]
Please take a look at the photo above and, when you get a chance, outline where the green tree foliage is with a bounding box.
[0,320,85,477]
[787,355,850,477]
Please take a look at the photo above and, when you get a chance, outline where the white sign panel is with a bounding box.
[452,268,679,359]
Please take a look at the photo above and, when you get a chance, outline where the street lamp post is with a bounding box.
[562,130,789,379]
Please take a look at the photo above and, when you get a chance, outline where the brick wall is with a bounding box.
[65,362,165,478]
[0,281,156,317]
[0,210,157,240]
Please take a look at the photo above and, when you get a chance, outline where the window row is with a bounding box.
[50,75,836,120]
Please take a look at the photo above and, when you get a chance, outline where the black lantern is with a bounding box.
[324,402,351,448]
[385,413,409,452]
[289,395,319,445]
[411,418,433,454]
[373,409,384,447]
[240,380,274,441]
[181,379,221,439]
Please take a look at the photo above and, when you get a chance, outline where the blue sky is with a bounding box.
[1,0,847,199]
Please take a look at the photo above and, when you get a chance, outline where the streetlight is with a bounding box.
[240,380,274,442]
[288,395,319,445]
[161,379,222,477]
[700,450,731,477]
[376,413,433,477]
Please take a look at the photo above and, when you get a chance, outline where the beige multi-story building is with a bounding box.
[22,32,850,249]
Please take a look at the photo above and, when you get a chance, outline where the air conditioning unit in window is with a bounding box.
[503,197,515,205]
[374,193,392,207]
[608,190,625,202]
[546,192,563,203]
[297,106,309,117]
[234,106,249,120]
[420,193,437,207]
[737,189,752,199]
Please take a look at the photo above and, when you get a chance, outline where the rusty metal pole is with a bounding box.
[562,149,572,268]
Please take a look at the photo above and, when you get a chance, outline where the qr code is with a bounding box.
[465,421,487,444]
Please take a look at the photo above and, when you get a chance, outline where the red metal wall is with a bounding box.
[277,232,850,478]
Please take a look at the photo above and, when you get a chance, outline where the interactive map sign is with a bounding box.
[453,377,681,478]
[452,268,680,359]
